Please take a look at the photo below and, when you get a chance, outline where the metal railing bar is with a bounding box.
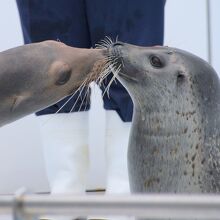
[1,194,220,219]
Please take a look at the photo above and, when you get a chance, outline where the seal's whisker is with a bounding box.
[41,81,88,126]
[99,62,116,81]
[83,86,91,112]
[96,65,111,85]
[105,36,113,44]
[102,64,121,98]
[95,36,115,49]
[95,59,113,86]
[69,71,95,113]
[115,35,119,43]
[78,85,91,112]
[95,41,111,48]
[98,42,109,48]
[100,39,111,46]
[95,44,106,49]
[55,81,86,114]
[69,84,87,112]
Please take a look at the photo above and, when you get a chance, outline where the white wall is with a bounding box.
[211,0,220,75]
[165,0,208,61]
[0,0,219,194]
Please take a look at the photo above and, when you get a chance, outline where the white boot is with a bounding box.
[104,110,133,220]
[37,112,89,194]
[105,110,131,194]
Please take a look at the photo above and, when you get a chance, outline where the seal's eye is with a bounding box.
[150,55,163,68]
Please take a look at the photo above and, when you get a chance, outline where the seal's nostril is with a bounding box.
[112,42,124,47]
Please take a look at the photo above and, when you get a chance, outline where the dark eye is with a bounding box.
[55,64,72,86]
[56,70,71,85]
[150,55,163,68]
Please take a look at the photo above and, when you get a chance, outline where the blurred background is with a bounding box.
[0,0,219,195]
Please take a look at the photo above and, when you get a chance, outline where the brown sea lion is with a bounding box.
[0,40,107,127]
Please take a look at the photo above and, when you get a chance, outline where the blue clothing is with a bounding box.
[16,0,165,122]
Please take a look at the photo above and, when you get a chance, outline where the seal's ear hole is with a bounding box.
[55,64,72,86]
[149,55,163,68]
[176,71,185,83]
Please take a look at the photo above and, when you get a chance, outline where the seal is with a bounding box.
[108,42,220,194]
[0,40,107,127]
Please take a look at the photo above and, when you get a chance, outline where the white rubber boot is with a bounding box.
[104,110,133,220]
[105,110,131,194]
[38,112,89,220]
[38,112,89,194]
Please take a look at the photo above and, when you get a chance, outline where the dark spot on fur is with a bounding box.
[170,148,178,156]
[183,128,188,133]
[144,178,160,188]
[191,154,196,162]
[201,158,206,164]
[192,163,195,177]
[213,162,217,169]
[152,149,159,155]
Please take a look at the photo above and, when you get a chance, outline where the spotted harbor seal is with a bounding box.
[0,40,108,127]
[107,41,220,194]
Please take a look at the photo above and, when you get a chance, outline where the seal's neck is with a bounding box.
[132,103,201,138]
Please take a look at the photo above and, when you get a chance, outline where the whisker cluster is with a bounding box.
[95,36,121,98]
[53,36,121,117]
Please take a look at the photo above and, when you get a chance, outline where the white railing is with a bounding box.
[1,190,220,220]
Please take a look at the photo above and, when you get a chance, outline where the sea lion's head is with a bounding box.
[0,40,108,126]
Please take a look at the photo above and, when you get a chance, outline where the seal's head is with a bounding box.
[108,42,220,115]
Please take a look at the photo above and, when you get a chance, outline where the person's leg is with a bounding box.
[38,112,89,194]
[16,0,91,195]
[86,0,166,194]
